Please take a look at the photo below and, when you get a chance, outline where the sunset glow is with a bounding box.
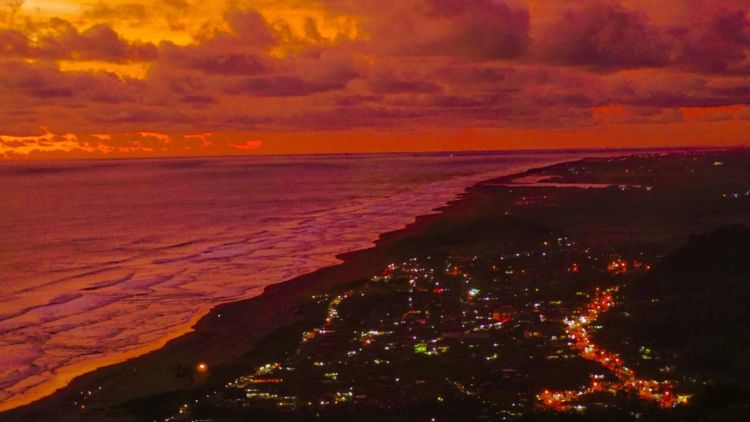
[1,0,749,158]
[2,3,750,419]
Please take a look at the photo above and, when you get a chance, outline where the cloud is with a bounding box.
[0,127,114,157]
[669,6,750,73]
[2,0,750,156]
[180,94,216,105]
[0,128,264,158]
[72,24,158,62]
[152,9,277,78]
[230,139,262,150]
[139,131,171,143]
[0,60,140,119]
[535,1,668,68]
[532,0,750,73]
[82,3,148,24]
[158,40,266,79]
[337,0,530,60]
[231,75,345,97]
[162,0,190,11]
[0,17,157,62]
[223,8,277,47]
[365,70,441,94]
[409,0,531,60]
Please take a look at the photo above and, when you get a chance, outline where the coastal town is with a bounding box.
[10,150,750,422]
[169,234,693,420]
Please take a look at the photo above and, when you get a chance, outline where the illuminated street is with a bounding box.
[538,288,690,411]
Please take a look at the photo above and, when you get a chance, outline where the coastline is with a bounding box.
[0,156,591,420]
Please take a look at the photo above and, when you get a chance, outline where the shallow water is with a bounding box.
[0,150,599,410]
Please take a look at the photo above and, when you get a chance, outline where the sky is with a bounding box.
[0,0,749,158]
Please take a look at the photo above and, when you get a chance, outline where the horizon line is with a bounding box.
[0,144,742,164]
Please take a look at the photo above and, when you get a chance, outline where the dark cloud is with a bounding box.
[632,91,750,108]
[232,75,347,97]
[162,0,190,11]
[180,94,216,105]
[537,2,668,68]
[334,94,382,106]
[327,0,530,60]
[411,0,531,59]
[154,9,276,77]
[0,27,28,56]
[222,9,277,46]
[669,7,750,73]
[367,72,441,94]
[303,17,327,43]
[74,24,158,62]
[0,18,157,62]
[28,87,74,98]
[161,45,267,75]
[82,3,148,24]
[533,1,750,73]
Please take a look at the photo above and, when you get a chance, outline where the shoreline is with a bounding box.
[0,155,596,420]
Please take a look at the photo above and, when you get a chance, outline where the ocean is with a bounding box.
[0,150,597,410]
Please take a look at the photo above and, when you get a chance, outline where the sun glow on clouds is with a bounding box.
[18,0,359,46]
[22,0,80,15]
[0,127,113,157]
[231,140,263,151]
[57,60,151,79]
[0,127,266,159]
[2,0,750,159]
[139,131,171,143]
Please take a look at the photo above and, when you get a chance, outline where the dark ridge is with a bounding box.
[605,225,750,377]
[639,224,750,297]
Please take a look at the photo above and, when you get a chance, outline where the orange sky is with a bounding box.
[1,0,749,159]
